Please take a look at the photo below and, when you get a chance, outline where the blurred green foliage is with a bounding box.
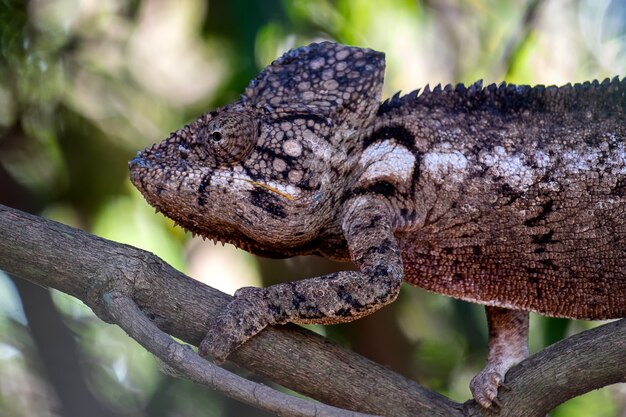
[1,0,625,416]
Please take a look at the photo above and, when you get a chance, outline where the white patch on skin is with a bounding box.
[302,128,344,191]
[335,49,350,61]
[273,158,287,172]
[210,172,254,193]
[263,180,300,199]
[423,151,468,182]
[534,150,551,168]
[616,145,626,174]
[479,146,534,191]
[282,139,303,157]
[559,145,626,174]
[288,169,303,183]
[345,195,371,216]
[297,81,311,91]
[211,170,300,200]
[309,57,325,70]
[561,150,599,172]
[322,79,339,90]
[303,129,333,161]
[359,140,415,182]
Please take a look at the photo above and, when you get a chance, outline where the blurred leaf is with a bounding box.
[0,270,26,325]
[92,189,187,271]
[552,388,617,417]
[541,316,571,346]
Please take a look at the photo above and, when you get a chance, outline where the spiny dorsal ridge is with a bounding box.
[378,76,624,116]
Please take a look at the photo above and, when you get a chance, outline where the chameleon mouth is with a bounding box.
[212,174,296,201]
[238,178,295,201]
[129,159,296,202]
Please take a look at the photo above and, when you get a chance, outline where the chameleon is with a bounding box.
[129,41,626,409]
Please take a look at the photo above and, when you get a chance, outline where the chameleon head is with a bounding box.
[130,41,386,256]
[129,102,330,255]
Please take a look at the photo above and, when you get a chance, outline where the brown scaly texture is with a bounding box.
[380,79,626,320]
[130,42,626,408]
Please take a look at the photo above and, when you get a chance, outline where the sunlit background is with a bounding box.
[1,0,625,416]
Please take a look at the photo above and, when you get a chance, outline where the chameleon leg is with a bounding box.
[470,306,529,409]
[199,197,403,363]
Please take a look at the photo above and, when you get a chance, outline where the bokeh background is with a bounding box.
[1,0,626,416]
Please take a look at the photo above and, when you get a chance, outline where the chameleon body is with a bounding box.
[130,42,626,409]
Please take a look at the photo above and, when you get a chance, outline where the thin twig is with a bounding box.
[103,291,380,417]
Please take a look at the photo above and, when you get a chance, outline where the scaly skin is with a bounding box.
[130,42,626,408]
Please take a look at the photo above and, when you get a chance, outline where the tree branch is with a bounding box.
[0,203,623,417]
[0,203,457,416]
[465,317,626,417]
[102,291,379,417]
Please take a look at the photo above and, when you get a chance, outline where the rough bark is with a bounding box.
[0,203,624,417]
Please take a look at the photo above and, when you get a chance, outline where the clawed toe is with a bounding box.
[199,309,251,364]
[198,335,219,362]
[198,318,239,364]
[470,369,504,410]
[198,289,271,364]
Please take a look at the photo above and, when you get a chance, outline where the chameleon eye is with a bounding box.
[204,112,257,164]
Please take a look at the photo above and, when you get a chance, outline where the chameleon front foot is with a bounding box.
[199,287,271,363]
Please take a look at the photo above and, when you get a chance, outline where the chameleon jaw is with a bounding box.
[211,174,298,201]
[239,178,296,201]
